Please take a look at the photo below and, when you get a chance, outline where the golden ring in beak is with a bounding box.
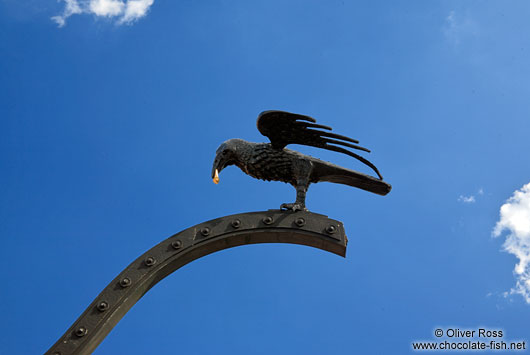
[213,169,219,184]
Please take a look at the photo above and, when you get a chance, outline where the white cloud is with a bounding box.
[51,0,83,27]
[458,195,476,203]
[52,0,154,27]
[443,10,478,46]
[119,0,154,24]
[457,188,485,204]
[90,0,125,17]
[493,182,530,303]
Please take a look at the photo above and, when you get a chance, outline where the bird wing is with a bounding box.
[257,110,384,179]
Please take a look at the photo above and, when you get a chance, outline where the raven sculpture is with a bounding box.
[212,110,391,211]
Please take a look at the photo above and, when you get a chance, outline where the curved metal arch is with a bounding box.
[45,210,347,355]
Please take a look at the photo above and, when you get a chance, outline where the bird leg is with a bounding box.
[281,181,309,212]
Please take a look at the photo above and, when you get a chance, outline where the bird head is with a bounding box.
[211,139,245,184]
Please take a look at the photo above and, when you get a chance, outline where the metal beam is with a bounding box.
[45,210,347,355]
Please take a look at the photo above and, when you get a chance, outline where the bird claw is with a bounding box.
[280,203,307,212]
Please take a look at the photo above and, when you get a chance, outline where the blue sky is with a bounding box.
[2,1,530,354]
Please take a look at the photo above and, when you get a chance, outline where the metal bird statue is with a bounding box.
[212,110,391,211]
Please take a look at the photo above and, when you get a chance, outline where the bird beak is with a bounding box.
[211,155,225,184]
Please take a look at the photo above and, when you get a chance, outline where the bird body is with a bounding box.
[212,111,391,211]
[235,141,305,185]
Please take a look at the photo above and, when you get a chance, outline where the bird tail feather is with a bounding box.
[311,160,391,196]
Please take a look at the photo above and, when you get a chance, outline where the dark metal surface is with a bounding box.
[212,110,391,211]
[44,210,347,355]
